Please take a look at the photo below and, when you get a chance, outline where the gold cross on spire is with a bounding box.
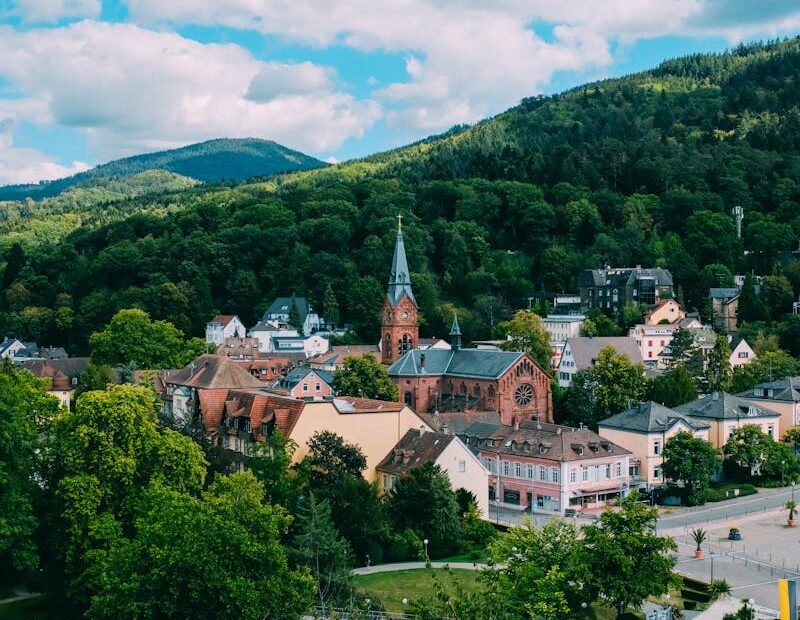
[397,213,403,233]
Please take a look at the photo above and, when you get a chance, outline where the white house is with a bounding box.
[249,321,301,353]
[542,315,585,369]
[205,315,246,346]
[377,428,491,519]
[0,337,26,359]
[557,337,643,387]
[263,297,322,335]
[729,335,756,368]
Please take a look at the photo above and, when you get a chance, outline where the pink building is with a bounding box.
[478,421,631,514]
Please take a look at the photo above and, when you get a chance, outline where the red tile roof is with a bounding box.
[198,389,231,433]
[377,429,455,475]
[212,315,237,327]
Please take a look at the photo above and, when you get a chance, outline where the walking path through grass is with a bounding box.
[352,561,488,575]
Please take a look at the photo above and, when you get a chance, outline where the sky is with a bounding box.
[1,1,800,185]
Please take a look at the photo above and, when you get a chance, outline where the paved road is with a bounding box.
[352,562,487,575]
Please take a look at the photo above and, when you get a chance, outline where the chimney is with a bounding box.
[556,427,562,435]
[419,425,425,436]
[441,422,450,435]
[578,422,584,430]
[712,391,719,401]
[420,353,426,369]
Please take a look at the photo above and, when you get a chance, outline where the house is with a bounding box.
[215,337,260,360]
[269,334,329,358]
[737,378,800,439]
[377,428,490,518]
[272,367,334,399]
[381,217,419,364]
[205,315,246,346]
[710,288,740,334]
[579,266,673,318]
[162,354,264,428]
[248,357,295,383]
[629,317,703,368]
[215,391,430,482]
[388,320,553,428]
[478,420,631,515]
[263,297,322,335]
[674,392,781,448]
[644,299,685,325]
[542,315,585,368]
[17,358,90,408]
[0,337,25,359]
[598,402,711,489]
[728,335,756,368]
[307,345,381,372]
[556,337,643,387]
[249,321,301,353]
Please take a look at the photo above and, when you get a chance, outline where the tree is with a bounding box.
[89,308,203,369]
[332,354,399,401]
[41,385,208,612]
[562,346,650,428]
[327,476,391,567]
[729,349,800,393]
[783,427,800,457]
[486,519,589,619]
[761,275,794,320]
[668,328,695,368]
[388,462,462,557]
[290,492,354,608]
[288,293,302,332]
[247,430,300,509]
[322,284,340,328]
[622,302,646,329]
[582,308,620,336]
[304,430,367,491]
[498,310,553,374]
[580,492,677,616]
[0,361,60,573]
[723,424,774,477]
[662,432,719,505]
[738,275,769,323]
[88,473,314,620]
[705,336,732,393]
[650,366,698,407]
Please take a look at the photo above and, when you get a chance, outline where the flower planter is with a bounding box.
[694,549,703,559]
[788,519,796,527]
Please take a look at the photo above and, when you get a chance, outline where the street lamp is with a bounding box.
[709,550,714,583]
[781,460,785,486]
[748,598,755,620]
[423,539,429,562]
[792,481,796,504]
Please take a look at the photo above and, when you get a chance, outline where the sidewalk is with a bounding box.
[352,561,487,575]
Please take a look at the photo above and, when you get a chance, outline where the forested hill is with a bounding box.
[3,38,800,355]
[0,138,325,202]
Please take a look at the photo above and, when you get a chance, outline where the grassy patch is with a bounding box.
[705,483,757,503]
[0,591,15,602]
[436,551,489,564]
[353,569,484,613]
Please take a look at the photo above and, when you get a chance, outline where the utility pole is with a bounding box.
[732,206,744,239]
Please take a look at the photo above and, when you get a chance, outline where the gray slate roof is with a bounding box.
[599,401,710,433]
[565,337,643,371]
[580,267,673,288]
[264,297,310,323]
[386,226,417,307]
[709,288,739,300]
[674,392,780,420]
[738,377,800,403]
[388,348,523,379]
[277,367,334,391]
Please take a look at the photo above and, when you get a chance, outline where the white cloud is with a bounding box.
[0,22,380,162]
[8,0,101,23]
[0,118,89,185]
[121,0,800,133]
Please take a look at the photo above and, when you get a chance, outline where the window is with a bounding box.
[648,340,653,347]
[382,474,389,490]
[582,467,589,482]
[605,464,611,479]
[514,462,522,478]
[458,460,466,473]
[767,425,774,439]
[615,462,622,477]
[569,468,577,483]
[316,383,321,391]
[551,468,559,483]
[660,340,665,347]
[526,464,534,480]
[653,440,661,456]
[754,388,764,397]
[738,352,749,359]
[654,467,662,479]
[302,383,308,392]
[539,466,547,481]
[502,461,510,476]
[71,377,78,386]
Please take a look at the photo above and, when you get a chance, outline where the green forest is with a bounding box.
[3,39,800,353]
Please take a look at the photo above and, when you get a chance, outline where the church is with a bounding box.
[382,218,553,427]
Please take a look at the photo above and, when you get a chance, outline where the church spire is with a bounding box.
[387,214,416,307]
[449,314,462,350]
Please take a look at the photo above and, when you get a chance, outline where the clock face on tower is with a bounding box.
[400,311,409,319]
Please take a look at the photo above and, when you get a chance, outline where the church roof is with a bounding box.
[388,348,524,380]
[386,219,416,308]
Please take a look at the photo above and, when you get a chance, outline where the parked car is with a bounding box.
[728,526,741,541]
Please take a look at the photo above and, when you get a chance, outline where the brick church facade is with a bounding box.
[383,219,553,427]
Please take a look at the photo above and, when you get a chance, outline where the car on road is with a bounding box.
[728,526,741,540]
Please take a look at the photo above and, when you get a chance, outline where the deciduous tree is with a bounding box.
[499,310,553,374]
[662,431,719,505]
[332,354,399,401]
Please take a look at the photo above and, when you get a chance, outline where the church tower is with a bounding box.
[381,215,418,364]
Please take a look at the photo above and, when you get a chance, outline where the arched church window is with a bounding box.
[487,385,496,398]
[473,384,481,397]
[459,383,467,395]
[398,333,413,356]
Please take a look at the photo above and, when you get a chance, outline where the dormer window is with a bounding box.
[523,441,530,452]
[539,445,546,454]
[486,439,494,447]
[754,388,764,397]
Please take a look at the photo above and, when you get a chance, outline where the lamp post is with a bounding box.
[792,480,796,504]
[710,549,714,583]
[748,598,755,620]
[423,538,429,562]
[781,460,785,486]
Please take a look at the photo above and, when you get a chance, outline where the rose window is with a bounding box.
[514,383,534,406]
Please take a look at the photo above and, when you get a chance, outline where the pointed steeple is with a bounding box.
[387,214,416,307]
[450,314,462,350]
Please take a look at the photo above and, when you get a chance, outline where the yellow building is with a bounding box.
[736,378,800,440]
[674,392,781,448]
[644,299,685,325]
[598,401,710,489]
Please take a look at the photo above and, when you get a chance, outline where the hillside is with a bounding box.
[0,138,325,202]
[2,38,800,355]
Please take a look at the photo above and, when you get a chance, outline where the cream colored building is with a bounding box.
[598,401,711,488]
[644,299,685,325]
[674,392,781,448]
[728,336,756,369]
[737,378,800,439]
[377,429,490,518]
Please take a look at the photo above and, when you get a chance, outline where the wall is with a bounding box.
[742,399,798,440]
[288,371,333,399]
[289,403,431,482]
[437,438,490,518]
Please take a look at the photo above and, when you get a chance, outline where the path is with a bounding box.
[352,561,488,575]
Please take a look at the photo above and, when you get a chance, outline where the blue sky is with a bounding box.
[0,0,799,184]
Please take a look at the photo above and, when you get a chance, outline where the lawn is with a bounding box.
[0,596,55,620]
[353,568,484,612]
